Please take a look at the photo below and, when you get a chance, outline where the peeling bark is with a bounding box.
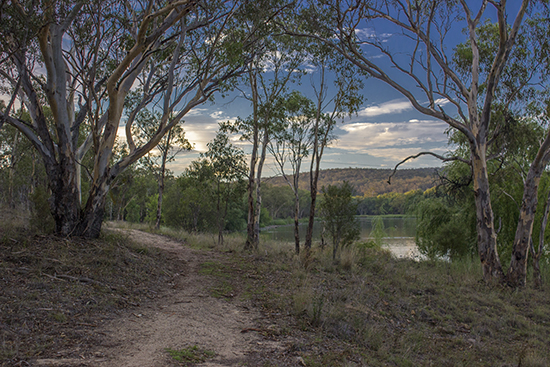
[471,146,504,282]
[507,134,550,287]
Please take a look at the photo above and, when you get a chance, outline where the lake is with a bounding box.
[262,216,420,259]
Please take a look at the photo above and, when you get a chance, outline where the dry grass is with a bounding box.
[216,237,550,367]
[0,215,180,366]
[3,215,550,367]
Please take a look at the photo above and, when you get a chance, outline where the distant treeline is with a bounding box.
[263,167,437,197]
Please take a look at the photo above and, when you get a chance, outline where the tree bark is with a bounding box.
[245,67,260,250]
[471,145,504,282]
[253,128,270,248]
[507,135,550,287]
[155,139,170,230]
[293,176,301,255]
[533,188,550,288]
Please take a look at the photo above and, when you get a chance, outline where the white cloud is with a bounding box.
[185,108,209,117]
[358,100,413,117]
[366,146,447,161]
[336,120,449,154]
[355,28,392,41]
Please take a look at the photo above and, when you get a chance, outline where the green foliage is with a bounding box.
[319,181,360,260]
[369,216,386,248]
[415,195,476,261]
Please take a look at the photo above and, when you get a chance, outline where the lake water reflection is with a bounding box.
[263,216,421,259]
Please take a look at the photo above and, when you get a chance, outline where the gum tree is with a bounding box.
[269,91,315,254]
[289,0,531,282]
[0,0,281,237]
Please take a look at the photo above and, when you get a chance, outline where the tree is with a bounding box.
[133,110,192,229]
[0,0,281,238]
[203,131,247,246]
[319,181,360,261]
[303,49,363,253]
[269,91,315,254]
[289,0,536,283]
[222,36,307,250]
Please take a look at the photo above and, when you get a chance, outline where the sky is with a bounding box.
[163,79,452,177]
[163,1,528,177]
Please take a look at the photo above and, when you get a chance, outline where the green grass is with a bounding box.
[165,345,215,365]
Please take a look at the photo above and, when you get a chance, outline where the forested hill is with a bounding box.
[263,168,437,197]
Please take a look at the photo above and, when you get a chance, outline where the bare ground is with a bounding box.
[32,229,286,367]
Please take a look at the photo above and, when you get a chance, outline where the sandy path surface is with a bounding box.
[89,229,282,366]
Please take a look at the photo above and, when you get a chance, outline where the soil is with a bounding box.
[31,229,286,367]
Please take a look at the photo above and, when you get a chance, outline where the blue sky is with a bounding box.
[166,78,451,176]
[167,56,453,176]
[146,1,529,177]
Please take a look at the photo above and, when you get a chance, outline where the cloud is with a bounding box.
[366,146,448,161]
[336,120,449,155]
[358,100,413,117]
[355,28,392,41]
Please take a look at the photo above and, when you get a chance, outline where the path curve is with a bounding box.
[93,229,281,367]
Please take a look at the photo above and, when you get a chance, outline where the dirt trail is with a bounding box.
[90,229,282,366]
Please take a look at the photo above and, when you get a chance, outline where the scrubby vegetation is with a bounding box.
[128,223,550,367]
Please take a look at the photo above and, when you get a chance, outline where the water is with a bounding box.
[262,216,420,258]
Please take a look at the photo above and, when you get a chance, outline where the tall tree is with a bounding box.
[133,110,192,229]
[0,0,282,238]
[269,91,315,254]
[223,36,307,250]
[289,0,533,282]
[304,50,363,252]
[319,181,360,261]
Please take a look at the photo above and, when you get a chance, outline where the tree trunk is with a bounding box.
[471,147,504,282]
[155,148,169,230]
[533,188,550,288]
[294,188,300,255]
[253,129,269,249]
[507,171,542,287]
[217,181,224,246]
[507,137,550,287]
[76,178,110,238]
[244,123,259,250]
[245,67,260,251]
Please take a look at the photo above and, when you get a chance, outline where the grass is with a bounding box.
[0,214,180,365]
[198,234,550,367]
[165,345,215,365]
[3,214,550,366]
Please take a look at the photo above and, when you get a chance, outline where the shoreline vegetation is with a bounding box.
[2,213,549,366]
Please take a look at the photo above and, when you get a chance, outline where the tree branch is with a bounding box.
[388,152,471,184]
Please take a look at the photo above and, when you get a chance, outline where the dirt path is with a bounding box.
[90,229,282,367]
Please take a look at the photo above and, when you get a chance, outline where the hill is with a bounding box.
[263,167,437,197]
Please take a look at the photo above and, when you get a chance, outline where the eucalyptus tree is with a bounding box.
[0,0,283,238]
[303,49,364,252]
[269,91,315,254]
[319,181,360,261]
[202,131,247,246]
[287,0,535,283]
[223,36,308,250]
[132,109,192,229]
